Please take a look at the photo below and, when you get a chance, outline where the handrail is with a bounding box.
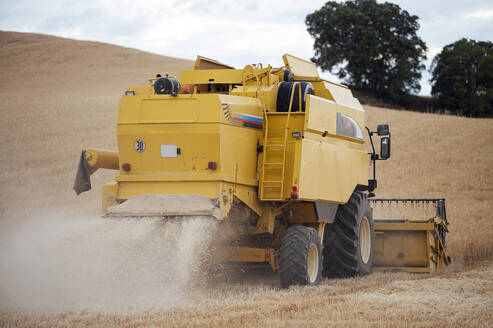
[259,105,270,199]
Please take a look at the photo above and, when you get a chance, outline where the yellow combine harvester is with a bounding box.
[74,54,450,287]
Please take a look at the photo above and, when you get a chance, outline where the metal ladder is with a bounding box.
[259,82,301,200]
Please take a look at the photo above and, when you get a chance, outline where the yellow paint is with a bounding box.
[282,54,319,81]
[180,69,244,85]
[85,148,119,170]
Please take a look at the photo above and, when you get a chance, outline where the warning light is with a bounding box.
[291,186,298,199]
[182,85,191,94]
[208,161,217,170]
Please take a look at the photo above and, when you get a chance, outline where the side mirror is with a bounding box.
[377,124,389,136]
[380,137,391,159]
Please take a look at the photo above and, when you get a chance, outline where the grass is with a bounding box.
[0,31,492,327]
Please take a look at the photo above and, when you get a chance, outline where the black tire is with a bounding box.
[276,81,314,112]
[283,69,294,82]
[323,191,375,278]
[279,226,322,288]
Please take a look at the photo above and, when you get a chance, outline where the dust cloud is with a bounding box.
[0,209,217,312]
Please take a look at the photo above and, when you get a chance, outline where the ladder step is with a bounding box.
[265,144,285,147]
[264,162,282,170]
[264,162,283,165]
[263,180,283,184]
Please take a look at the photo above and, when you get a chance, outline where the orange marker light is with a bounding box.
[182,85,191,94]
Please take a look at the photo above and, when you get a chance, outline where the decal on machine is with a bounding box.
[134,139,146,152]
[222,103,263,130]
[221,103,233,121]
[233,113,263,129]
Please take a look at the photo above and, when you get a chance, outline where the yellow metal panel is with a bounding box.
[304,95,337,135]
[374,230,429,267]
[292,93,367,203]
[219,124,260,187]
[373,220,449,273]
[216,247,280,271]
[298,138,368,203]
[282,54,319,81]
[287,202,317,223]
[180,69,244,85]
[194,55,235,70]
[140,98,199,123]
[311,81,336,102]
[323,81,363,111]
[116,181,222,200]
[117,123,221,175]
[305,95,366,138]
[374,221,435,231]
[233,186,262,216]
[85,148,119,170]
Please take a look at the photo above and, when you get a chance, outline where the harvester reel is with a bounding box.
[323,191,375,278]
[279,226,323,288]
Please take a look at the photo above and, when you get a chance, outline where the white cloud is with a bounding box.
[465,9,493,19]
[1,0,492,95]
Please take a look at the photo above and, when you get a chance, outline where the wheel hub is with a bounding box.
[360,216,371,264]
[307,243,319,283]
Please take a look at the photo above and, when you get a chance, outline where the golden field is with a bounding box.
[0,31,492,327]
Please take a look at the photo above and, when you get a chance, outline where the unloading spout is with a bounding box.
[73,148,119,195]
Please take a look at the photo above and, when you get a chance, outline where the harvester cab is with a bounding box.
[73,54,449,287]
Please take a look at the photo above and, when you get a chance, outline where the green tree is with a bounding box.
[430,39,493,117]
[306,0,427,102]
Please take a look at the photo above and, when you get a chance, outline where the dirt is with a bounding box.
[0,208,216,313]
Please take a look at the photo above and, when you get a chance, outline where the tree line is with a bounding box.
[306,0,493,117]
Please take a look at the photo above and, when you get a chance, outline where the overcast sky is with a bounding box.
[1,0,492,95]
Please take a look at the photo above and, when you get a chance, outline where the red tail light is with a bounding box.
[208,161,217,170]
[182,85,191,94]
[291,186,298,199]
[122,163,131,171]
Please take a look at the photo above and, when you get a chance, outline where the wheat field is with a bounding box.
[0,31,492,327]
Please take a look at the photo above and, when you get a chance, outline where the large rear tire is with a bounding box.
[280,226,322,288]
[323,191,375,278]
